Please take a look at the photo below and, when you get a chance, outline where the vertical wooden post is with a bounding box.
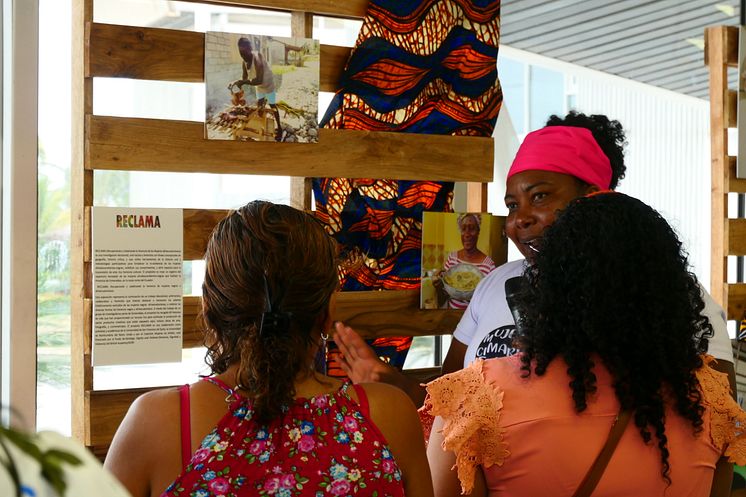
[465,182,488,212]
[71,0,94,442]
[289,11,314,211]
[707,26,731,309]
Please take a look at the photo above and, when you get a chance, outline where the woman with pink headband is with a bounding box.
[332,111,733,406]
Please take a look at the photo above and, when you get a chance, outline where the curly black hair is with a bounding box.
[515,192,711,484]
[546,111,627,189]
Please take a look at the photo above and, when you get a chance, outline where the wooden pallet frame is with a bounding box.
[72,0,495,454]
[706,26,746,319]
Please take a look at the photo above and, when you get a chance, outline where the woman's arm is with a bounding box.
[363,383,434,497]
[104,388,181,497]
[427,416,487,497]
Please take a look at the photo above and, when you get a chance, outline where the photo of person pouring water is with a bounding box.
[420,212,506,309]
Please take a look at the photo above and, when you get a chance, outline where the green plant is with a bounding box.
[0,425,81,497]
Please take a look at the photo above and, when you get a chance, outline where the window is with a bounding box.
[497,53,566,136]
[529,65,564,131]
[498,56,526,135]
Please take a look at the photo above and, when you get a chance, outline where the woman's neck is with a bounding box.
[221,364,342,398]
[459,247,485,262]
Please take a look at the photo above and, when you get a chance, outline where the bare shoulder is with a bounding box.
[360,381,415,405]
[105,387,183,497]
[128,387,181,429]
[357,382,422,442]
[106,386,181,460]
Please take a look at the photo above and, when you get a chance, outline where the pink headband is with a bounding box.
[507,126,612,189]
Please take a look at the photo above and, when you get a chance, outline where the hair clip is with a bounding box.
[259,310,292,336]
[258,272,292,336]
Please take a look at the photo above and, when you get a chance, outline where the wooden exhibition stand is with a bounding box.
[72,0,495,457]
[706,26,746,390]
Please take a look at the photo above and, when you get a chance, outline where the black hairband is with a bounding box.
[259,273,292,336]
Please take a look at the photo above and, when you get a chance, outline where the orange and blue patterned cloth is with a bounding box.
[315,0,502,371]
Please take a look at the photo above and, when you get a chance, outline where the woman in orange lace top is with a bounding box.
[424,192,746,497]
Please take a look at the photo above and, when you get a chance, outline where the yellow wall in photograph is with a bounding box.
[421,212,507,274]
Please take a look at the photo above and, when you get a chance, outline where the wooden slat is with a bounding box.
[183,297,205,348]
[707,26,731,307]
[87,116,495,182]
[87,23,351,93]
[728,283,746,321]
[291,10,314,38]
[320,44,351,92]
[729,219,746,256]
[86,23,204,83]
[728,157,746,193]
[89,445,110,463]
[184,209,230,260]
[84,298,92,354]
[704,25,739,68]
[86,387,153,446]
[184,291,461,345]
[84,208,230,263]
[175,0,368,19]
[399,367,440,385]
[324,290,461,338]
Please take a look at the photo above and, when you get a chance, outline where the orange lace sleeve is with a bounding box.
[422,359,509,494]
[697,355,746,464]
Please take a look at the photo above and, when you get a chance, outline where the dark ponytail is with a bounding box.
[201,201,339,423]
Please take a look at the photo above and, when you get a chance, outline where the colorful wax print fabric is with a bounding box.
[321,0,502,135]
[314,0,501,371]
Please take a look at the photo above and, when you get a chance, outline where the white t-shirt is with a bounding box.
[454,259,734,367]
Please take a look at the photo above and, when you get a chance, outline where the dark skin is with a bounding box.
[334,169,737,403]
[229,41,283,141]
[503,170,595,259]
[334,170,599,407]
[457,216,486,261]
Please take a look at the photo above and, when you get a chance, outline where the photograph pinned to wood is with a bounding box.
[205,32,320,143]
[421,212,507,310]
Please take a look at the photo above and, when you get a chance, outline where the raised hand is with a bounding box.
[333,321,397,384]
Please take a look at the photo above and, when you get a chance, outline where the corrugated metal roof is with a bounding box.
[501,0,740,99]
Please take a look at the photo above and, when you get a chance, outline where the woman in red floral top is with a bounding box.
[105,201,432,497]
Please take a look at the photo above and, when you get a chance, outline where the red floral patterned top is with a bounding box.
[161,378,405,497]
